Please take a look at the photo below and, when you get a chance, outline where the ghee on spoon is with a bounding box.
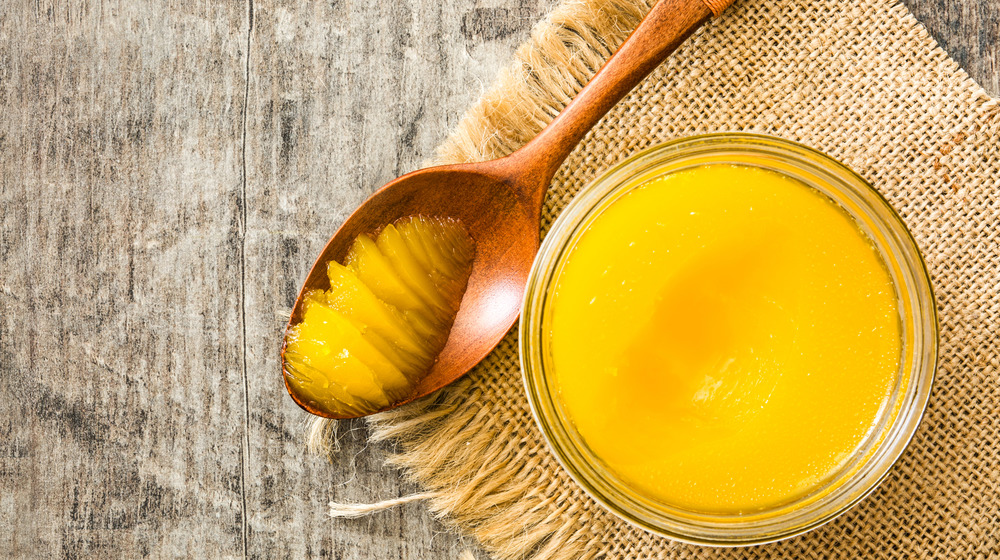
[281,0,735,418]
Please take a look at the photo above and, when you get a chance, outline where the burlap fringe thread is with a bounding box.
[314,0,1000,558]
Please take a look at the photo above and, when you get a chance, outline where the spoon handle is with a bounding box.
[510,0,735,194]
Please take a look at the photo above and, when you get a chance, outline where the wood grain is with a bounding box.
[0,0,249,556]
[900,0,999,97]
[0,0,995,558]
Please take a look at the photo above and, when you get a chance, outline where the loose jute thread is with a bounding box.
[321,0,999,558]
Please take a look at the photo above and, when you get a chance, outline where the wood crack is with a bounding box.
[239,0,255,558]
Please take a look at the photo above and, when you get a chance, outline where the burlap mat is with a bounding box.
[322,0,1000,557]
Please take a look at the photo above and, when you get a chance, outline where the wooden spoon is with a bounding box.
[282,0,735,418]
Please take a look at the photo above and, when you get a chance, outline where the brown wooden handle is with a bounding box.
[508,0,732,200]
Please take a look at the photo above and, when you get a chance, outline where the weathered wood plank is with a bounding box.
[241,0,555,557]
[900,0,999,97]
[0,1,249,556]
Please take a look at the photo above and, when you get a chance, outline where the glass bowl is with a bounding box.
[519,133,937,545]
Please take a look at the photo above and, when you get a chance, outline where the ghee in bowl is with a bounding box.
[520,133,937,544]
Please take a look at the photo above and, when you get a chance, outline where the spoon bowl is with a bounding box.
[282,159,545,417]
[282,0,733,418]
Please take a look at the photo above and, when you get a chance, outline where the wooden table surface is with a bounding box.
[1,0,996,558]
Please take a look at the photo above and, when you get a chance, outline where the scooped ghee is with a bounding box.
[284,216,475,416]
[549,164,900,513]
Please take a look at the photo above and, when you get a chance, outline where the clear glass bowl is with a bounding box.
[519,133,938,545]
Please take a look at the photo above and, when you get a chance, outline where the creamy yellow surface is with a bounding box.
[550,164,900,513]
[285,216,474,416]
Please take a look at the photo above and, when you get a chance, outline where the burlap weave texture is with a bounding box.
[326,0,1000,557]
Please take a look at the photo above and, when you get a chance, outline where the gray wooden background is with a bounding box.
[0,0,996,558]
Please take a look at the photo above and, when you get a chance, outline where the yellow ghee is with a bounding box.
[549,164,900,513]
[285,216,475,416]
